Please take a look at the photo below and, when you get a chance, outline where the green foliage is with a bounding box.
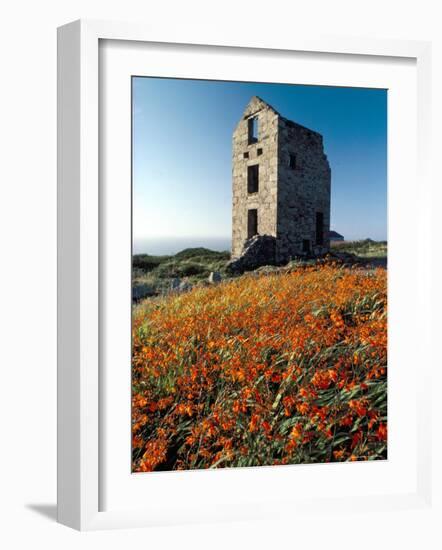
[332,239,387,258]
[155,261,209,278]
[132,254,171,272]
[174,247,230,261]
[132,248,232,298]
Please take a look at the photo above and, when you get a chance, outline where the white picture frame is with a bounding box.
[57,19,433,531]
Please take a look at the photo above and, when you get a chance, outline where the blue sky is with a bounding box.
[133,77,387,254]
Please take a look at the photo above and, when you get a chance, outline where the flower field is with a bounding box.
[132,263,387,472]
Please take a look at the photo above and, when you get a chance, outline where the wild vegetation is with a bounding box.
[132,248,230,298]
[331,238,387,258]
[132,261,387,471]
[132,241,387,300]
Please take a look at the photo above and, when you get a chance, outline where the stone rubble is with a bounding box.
[208,271,222,283]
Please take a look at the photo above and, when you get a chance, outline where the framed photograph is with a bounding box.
[57,20,432,530]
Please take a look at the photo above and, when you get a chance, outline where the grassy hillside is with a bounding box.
[132,242,388,300]
[331,239,387,258]
[132,248,230,299]
[132,263,387,471]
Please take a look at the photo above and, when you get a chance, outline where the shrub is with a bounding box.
[174,247,230,262]
[133,254,170,272]
[177,263,209,277]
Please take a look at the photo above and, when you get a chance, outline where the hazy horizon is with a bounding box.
[133,235,387,256]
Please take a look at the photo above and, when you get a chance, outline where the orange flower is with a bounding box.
[290,423,303,440]
[351,431,363,450]
[138,438,168,471]
[311,370,336,390]
[248,413,260,433]
[262,421,272,434]
[333,449,345,460]
[296,401,310,415]
[349,399,368,417]
[376,423,387,441]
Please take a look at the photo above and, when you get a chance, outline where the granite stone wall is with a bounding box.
[231,97,279,258]
[276,117,331,261]
[231,96,330,262]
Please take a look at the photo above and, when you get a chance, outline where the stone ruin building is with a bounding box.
[230,96,331,269]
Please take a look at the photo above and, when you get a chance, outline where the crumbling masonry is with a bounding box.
[231,96,331,263]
